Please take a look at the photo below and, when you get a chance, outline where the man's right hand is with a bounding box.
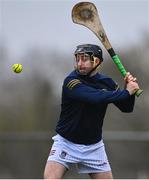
[126,81,140,95]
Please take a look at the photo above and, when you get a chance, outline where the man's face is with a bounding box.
[75,53,93,75]
[75,53,100,75]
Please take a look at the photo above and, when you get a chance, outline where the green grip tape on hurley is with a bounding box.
[135,89,143,97]
[112,55,143,97]
[112,55,126,77]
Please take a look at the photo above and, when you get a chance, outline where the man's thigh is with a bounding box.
[89,171,113,179]
[44,161,67,179]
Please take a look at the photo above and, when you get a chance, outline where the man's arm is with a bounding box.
[124,72,140,95]
[63,78,131,104]
[113,72,139,112]
[113,95,135,112]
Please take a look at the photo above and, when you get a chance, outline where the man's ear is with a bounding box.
[94,57,101,65]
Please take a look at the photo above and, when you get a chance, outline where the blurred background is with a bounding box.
[0,0,149,178]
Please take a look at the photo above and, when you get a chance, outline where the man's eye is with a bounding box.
[84,57,90,61]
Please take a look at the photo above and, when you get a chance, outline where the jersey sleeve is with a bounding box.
[107,77,135,112]
[63,77,131,104]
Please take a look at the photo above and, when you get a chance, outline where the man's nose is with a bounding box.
[77,60,82,66]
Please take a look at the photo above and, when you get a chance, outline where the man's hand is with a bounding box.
[126,81,140,95]
[124,72,137,83]
[124,72,140,95]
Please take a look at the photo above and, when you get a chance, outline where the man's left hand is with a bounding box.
[124,72,137,83]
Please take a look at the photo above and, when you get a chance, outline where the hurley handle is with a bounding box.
[112,55,143,97]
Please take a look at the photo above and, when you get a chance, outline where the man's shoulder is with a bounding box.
[96,73,119,90]
[64,70,79,81]
[96,73,113,81]
[63,70,81,89]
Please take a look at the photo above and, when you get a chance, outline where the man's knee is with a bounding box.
[44,161,67,179]
[43,163,53,179]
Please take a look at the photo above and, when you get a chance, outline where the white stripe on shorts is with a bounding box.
[47,134,111,173]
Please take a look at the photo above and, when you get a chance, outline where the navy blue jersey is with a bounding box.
[56,70,135,145]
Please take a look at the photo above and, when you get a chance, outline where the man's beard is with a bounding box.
[77,68,90,75]
[78,69,87,75]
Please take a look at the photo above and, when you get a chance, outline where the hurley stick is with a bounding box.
[72,2,143,97]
